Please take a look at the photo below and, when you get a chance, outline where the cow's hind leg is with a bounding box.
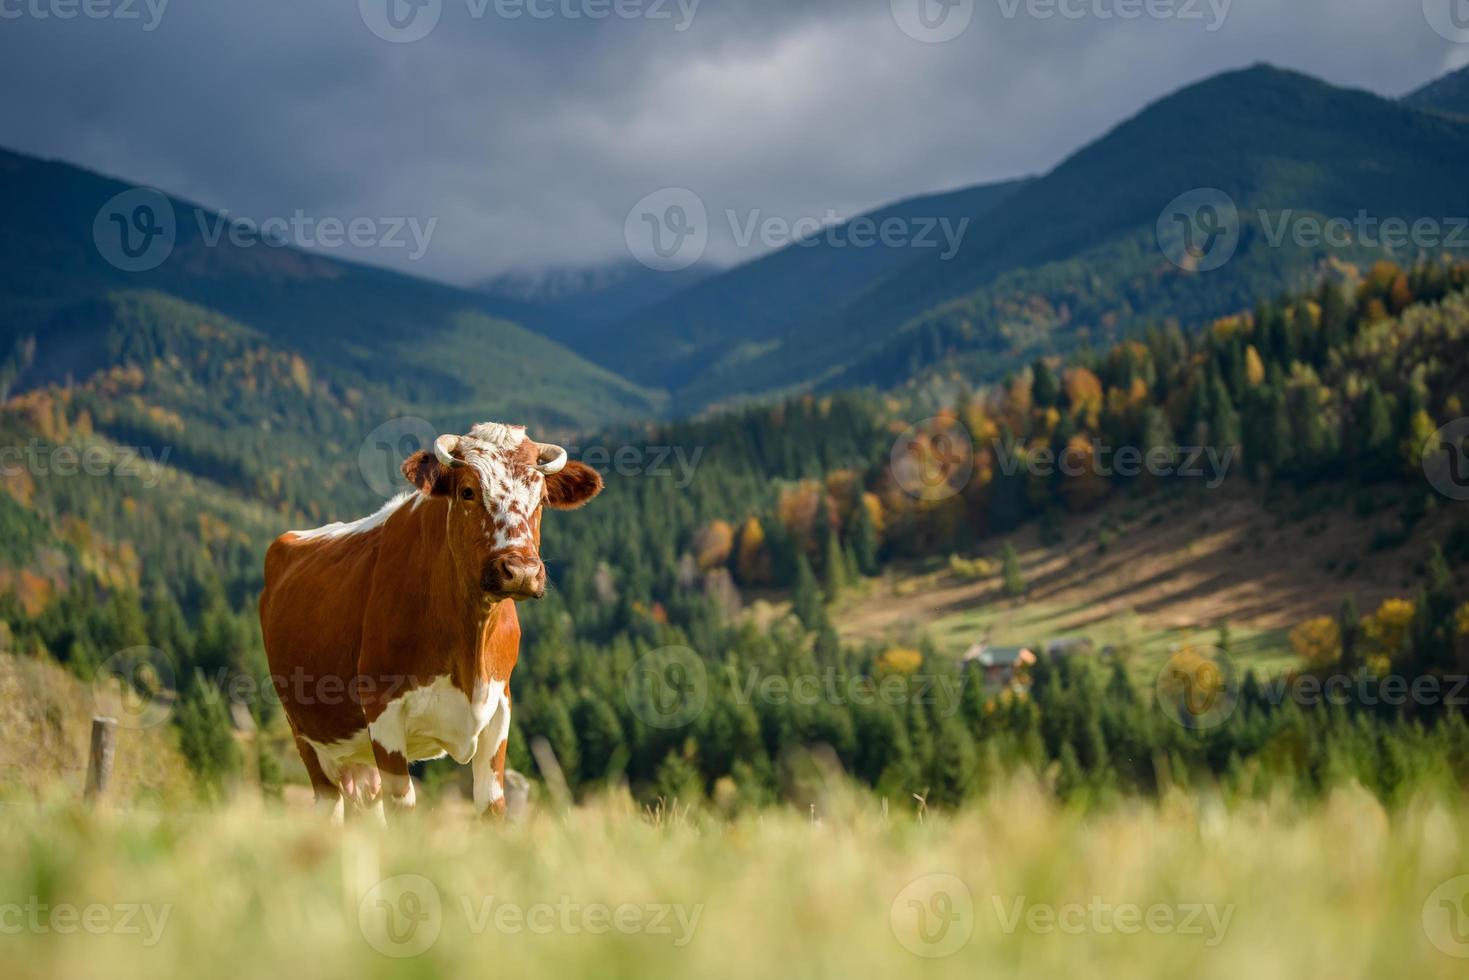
[292,733,344,824]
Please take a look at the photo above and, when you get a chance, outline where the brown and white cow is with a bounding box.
[258,422,602,821]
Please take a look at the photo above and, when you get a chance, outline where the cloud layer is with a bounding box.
[2,0,1464,283]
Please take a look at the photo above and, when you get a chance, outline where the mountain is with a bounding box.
[1403,63,1469,117]
[478,260,716,351]
[594,64,1469,410]
[0,147,665,433]
[593,177,1031,396]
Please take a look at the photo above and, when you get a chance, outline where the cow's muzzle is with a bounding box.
[482,553,547,600]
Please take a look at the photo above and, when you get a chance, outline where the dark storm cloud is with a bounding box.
[0,0,1463,283]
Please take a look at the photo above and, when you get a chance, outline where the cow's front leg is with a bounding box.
[366,702,415,814]
[472,687,512,819]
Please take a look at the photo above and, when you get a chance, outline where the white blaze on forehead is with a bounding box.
[457,421,542,549]
[465,422,527,449]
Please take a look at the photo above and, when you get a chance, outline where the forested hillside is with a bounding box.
[597,65,1469,410]
[6,255,1465,803]
[0,148,664,429]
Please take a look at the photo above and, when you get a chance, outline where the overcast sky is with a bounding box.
[2,0,1465,284]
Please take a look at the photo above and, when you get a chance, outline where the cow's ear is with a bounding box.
[401,451,452,496]
[544,461,602,510]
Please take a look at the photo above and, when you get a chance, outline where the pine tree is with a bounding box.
[849,491,881,576]
[1032,359,1060,408]
[1209,375,1242,450]
[175,674,241,797]
[792,554,829,632]
[1001,543,1026,598]
[1339,596,1361,673]
[820,509,846,601]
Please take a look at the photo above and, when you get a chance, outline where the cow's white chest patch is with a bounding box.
[307,675,502,775]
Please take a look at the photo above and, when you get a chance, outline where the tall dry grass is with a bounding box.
[2,777,1468,979]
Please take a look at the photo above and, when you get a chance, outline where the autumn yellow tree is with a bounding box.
[1290,616,1341,667]
[692,520,734,571]
[735,517,772,586]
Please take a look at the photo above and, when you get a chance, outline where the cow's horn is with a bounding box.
[535,443,568,475]
[434,434,464,468]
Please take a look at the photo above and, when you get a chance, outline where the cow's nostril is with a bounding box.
[486,555,545,597]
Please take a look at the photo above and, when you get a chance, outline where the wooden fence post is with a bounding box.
[85,716,118,803]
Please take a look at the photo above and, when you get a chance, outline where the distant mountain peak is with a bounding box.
[1403,62,1469,117]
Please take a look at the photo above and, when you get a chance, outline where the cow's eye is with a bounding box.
[461,487,474,501]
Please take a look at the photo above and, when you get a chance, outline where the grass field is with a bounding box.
[4,780,1469,979]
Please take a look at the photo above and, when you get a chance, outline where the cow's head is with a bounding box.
[401,422,602,600]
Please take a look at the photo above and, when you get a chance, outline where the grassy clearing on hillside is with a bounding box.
[3,781,1469,979]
